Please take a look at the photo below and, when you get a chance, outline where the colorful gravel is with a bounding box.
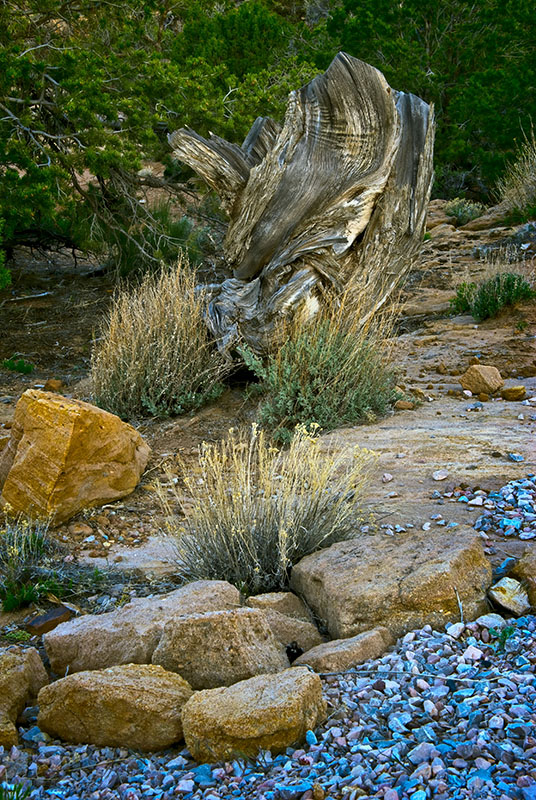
[2,614,536,800]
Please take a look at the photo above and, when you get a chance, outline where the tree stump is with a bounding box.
[169,53,435,355]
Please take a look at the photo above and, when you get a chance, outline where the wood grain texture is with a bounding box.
[169,53,435,354]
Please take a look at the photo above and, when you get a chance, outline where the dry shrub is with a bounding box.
[497,129,536,212]
[158,424,376,595]
[240,291,398,443]
[91,257,228,418]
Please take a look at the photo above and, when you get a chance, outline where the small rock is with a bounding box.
[446,622,465,639]
[394,400,415,410]
[475,613,508,629]
[408,742,438,765]
[462,644,483,660]
[432,469,449,481]
[44,378,64,393]
[26,605,74,636]
[501,386,527,401]
[488,577,530,615]
[460,365,504,395]
[382,473,394,483]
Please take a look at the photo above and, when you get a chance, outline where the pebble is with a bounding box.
[432,469,449,481]
[432,473,536,541]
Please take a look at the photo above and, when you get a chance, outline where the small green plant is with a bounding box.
[450,273,535,321]
[239,297,397,444]
[158,424,376,595]
[449,281,478,315]
[445,197,486,226]
[3,629,31,643]
[491,624,516,652]
[0,785,31,800]
[423,232,431,241]
[1,357,34,374]
[91,257,229,418]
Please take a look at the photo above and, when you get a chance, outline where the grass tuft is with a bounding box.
[0,785,31,800]
[239,294,398,444]
[497,129,536,215]
[0,516,107,611]
[158,424,376,596]
[91,256,229,418]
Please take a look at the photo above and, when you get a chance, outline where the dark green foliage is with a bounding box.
[0,1,318,269]
[326,0,536,195]
[1,0,534,269]
[240,312,397,443]
[2,357,34,374]
[0,219,9,290]
[503,205,536,226]
[492,624,516,652]
[450,273,535,320]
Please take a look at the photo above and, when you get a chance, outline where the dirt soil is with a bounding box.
[1,211,535,578]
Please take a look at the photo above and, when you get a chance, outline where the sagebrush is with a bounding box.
[450,271,535,321]
[158,424,376,595]
[240,295,398,443]
[91,258,228,418]
[445,197,485,226]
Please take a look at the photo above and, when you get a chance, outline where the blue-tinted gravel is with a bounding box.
[2,615,536,800]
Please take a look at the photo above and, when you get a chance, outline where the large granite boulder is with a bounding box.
[44,580,240,676]
[0,389,150,522]
[181,667,326,762]
[0,647,48,747]
[38,664,192,751]
[152,608,289,688]
[290,528,492,639]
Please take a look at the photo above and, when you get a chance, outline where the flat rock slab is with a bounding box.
[44,580,240,676]
[38,664,193,751]
[152,608,289,689]
[290,527,492,639]
[293,627,392,672]
[0,389,150,522]
[181,667,326,762]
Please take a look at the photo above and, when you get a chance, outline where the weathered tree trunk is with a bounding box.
[169,53,435,355]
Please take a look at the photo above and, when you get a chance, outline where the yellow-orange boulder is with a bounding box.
[0,390,150,523]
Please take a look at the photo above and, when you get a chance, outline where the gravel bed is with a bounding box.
[2,614,536,800]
